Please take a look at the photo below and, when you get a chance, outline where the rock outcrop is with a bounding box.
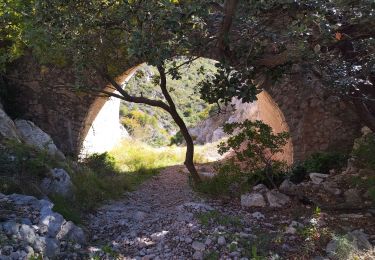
[0,193,85,259]
[0,104,20,142]
[14,119,65,159]
[40,168,75,199]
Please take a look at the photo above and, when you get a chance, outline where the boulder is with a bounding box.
[39,210,65,237]
[266,190,291,207]
[40,168,74,198]
[14,119,65,159]
[326,230,372,258]
[57,221,86,244]
[348,230,372,251]
[0,105,20,141]
[279,179,296,194]
[33,237,60,258]
[241,193,266,207]
[19,224,37,244]
[309,173,329,185]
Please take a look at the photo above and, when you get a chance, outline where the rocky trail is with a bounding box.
[85,166,375,259]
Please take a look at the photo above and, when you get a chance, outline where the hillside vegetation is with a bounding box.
[120,58,217,146]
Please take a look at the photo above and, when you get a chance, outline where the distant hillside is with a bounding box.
[120,58,217,146]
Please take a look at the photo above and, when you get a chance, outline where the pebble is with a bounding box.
[218,236,226,246]
[192,241,205,251]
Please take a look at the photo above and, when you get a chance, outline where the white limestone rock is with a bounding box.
[279,179,296,194]
[40,168,74,198]
[266,190,291,208]
[15,119,65,159]
[0,105,20,141]
[309,173,329,185]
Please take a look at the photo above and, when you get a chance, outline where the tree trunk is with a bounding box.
[217,0,239,59]
[169,108,202,184]
[157,66,202,184]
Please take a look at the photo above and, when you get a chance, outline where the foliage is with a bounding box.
[287,152,348,183]
[199,62,259,108]
[0,141,130,221]
[303,152,348,174]
[288,164,308,184]
[195,162,248,197]
[204,251,219,260]
[352,132,375,170]
[233,0,375,130]
[0,140,57,196]
[170,131,184,146]
[109,139,210,174]
[120,58,217,146]
[218,120,289,188]
[81,152,118,176]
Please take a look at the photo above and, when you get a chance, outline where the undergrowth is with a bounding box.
[0,138,215,223]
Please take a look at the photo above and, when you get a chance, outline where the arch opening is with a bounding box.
[78,58,294,164]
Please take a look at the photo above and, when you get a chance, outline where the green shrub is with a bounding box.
[0,140,58,196]
[352,132,375,170]
[288,164,308,183]
[303,152,348,174]
[81,152,118,176]
[170,131,184,146]
[195,162,245,196]
[69,165,130,212]
[218,120,290,189]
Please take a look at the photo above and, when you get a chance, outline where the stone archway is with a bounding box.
[79,66,139,156]
[6,55,360,161]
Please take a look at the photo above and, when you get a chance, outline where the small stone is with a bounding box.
[150,230,169,242]
[241,193,266,207]
[309,173,329,185]
[192,241,205,251]
[185,237,192,243]
[251,212,265,220]
[217,236,226,246]
[285,226,296,234]
[205,238,212,245]
[252,184,269,193]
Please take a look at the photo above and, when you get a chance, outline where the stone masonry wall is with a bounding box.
[5,56,361,161]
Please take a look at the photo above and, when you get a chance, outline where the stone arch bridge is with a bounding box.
[5,54,360,163]
[4,8,361,163]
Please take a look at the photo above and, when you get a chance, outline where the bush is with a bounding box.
[195,162,246,196]
[303,152,348,174]
[218,120,289,189]
[81,152,118,176]
[0,140,58,196]
[170,131,184,146]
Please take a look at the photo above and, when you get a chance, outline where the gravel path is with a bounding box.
[86,166,254,259]
[85,166,375,260]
